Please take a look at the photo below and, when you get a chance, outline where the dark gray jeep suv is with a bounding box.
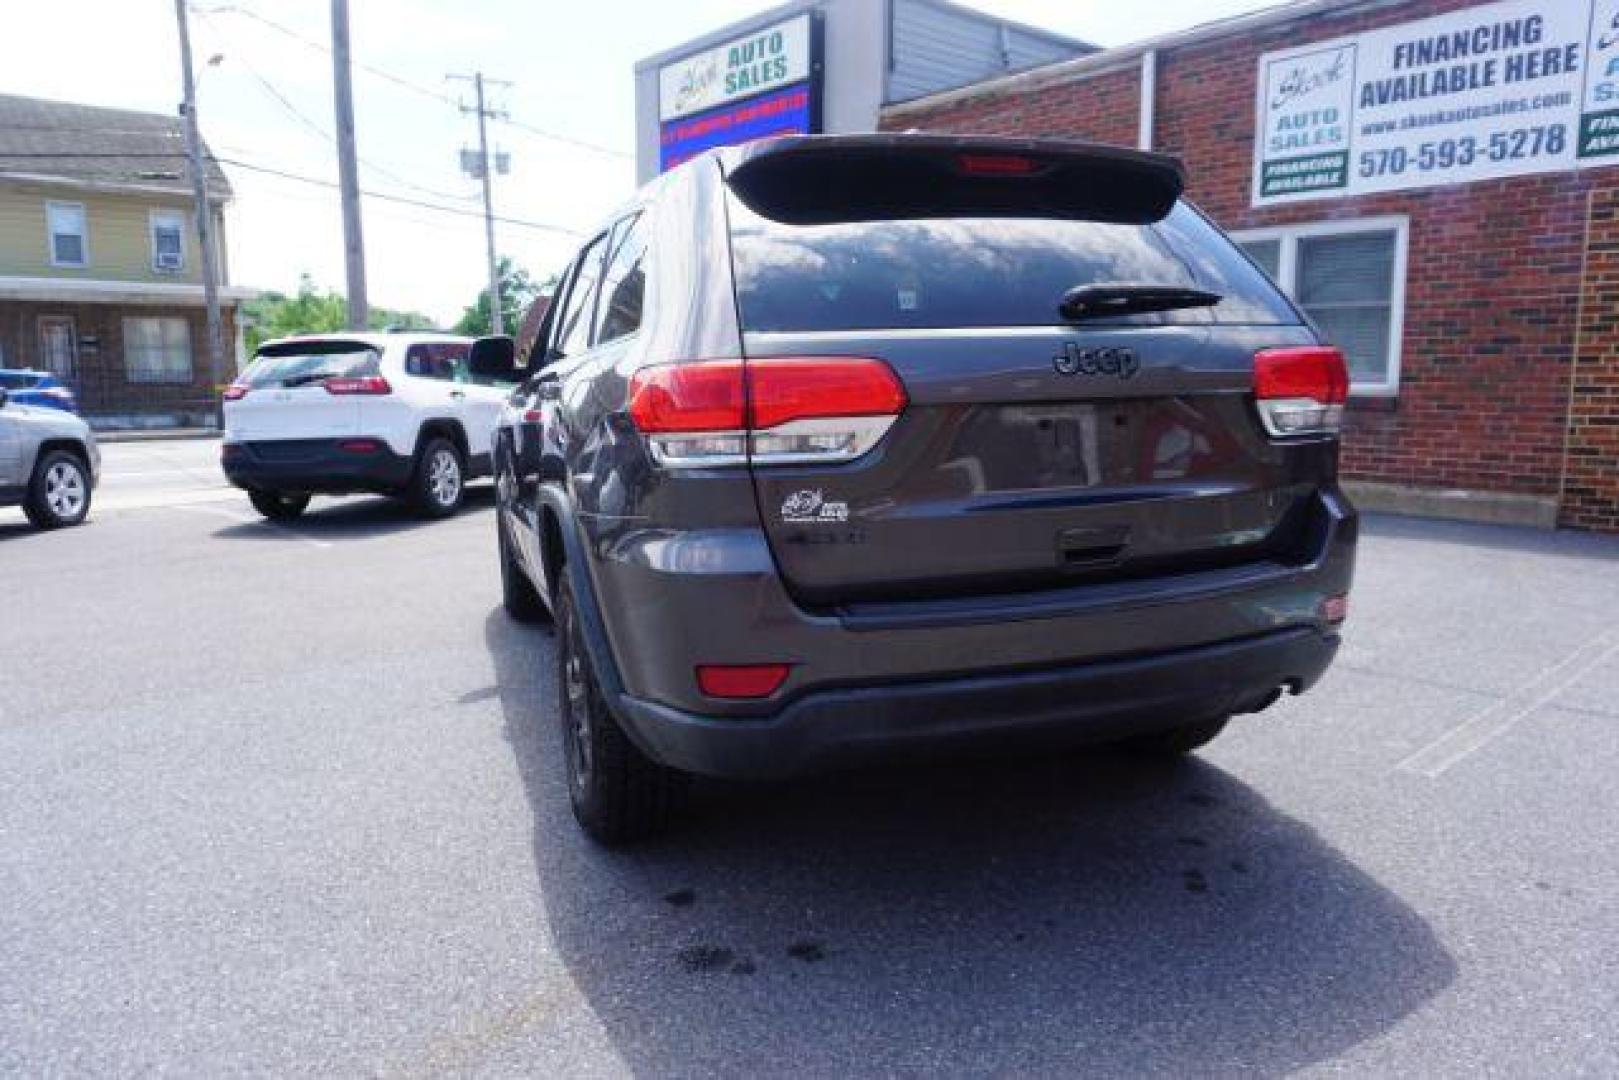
[483,135,1356,843]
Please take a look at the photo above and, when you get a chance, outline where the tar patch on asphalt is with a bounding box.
[787,940,826,962]
[663,887,696,907]
[677,944,734,972]
[1183,869,1209,893]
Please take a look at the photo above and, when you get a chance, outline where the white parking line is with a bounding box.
[1394,629,1619,778]
[168,503,334,549]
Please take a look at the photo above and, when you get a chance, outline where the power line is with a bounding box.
[190,2,461,109]
[191,6,478,204]
[0,150,582,236]
[215,157,581,236]
[189,1,632,161]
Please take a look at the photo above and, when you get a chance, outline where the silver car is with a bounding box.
[0,387,99,529]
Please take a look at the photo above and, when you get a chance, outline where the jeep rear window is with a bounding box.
[240,343,380,389]
[726,199,1298,332]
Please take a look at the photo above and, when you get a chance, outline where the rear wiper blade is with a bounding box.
[1059,283,1222,322]
[279,372,338,388]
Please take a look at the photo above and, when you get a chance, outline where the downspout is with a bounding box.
[1138,48,1157,151]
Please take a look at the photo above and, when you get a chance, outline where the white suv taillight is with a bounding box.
[628,357,907,467]
[1254,346,1348,437]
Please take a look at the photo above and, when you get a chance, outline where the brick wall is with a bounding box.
[1567,189,1619,530]
[0,301,233,426]
[882,0,1619,530]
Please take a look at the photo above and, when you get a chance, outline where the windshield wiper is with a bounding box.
[279,372,340,388]
[1059,283,1222,322]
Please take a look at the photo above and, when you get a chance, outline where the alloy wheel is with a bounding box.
[44,461,86,520]
[427,448,461,507]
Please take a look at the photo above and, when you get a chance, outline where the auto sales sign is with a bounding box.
[1254,0,1619,205]
[657,13,820,172]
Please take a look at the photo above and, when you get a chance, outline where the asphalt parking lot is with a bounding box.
[2,440,1617,1075]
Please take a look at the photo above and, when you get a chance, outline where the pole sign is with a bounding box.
[1254,0,1619,205]
[658,12,822,173]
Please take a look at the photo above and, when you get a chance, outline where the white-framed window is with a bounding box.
[150,209,187,272]
[46,201,88,268]
[1232,216,1408,397]
[123,317,193,384]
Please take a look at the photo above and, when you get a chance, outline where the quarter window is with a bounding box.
[593,213,648,345]
[405,342,470,381]
[1231,219,1407,396]
[151,209,186,272]
[552,234,609,359]
[46,202,88,268]
[123,317,193,383]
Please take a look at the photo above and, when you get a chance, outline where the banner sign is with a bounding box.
[1253,0,1619,205]
[657,12,820,173]
[659,84,815,172]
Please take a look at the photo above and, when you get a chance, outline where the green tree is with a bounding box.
[242,274,436,353]
[454,257,542,338]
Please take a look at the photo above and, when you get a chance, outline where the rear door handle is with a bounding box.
[450,390,466,400]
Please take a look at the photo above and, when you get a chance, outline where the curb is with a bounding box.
[96,428,222,444]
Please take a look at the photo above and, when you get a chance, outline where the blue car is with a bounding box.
[0,370,78,413]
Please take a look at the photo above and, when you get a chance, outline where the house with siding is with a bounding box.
[0,93,254,429]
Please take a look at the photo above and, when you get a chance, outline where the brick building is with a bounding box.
[880,0,1619,531]
[0,94,253,430]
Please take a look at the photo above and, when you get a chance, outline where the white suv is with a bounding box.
[222,332,514,520]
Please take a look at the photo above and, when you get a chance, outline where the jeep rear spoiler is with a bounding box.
[723,134,1185,227]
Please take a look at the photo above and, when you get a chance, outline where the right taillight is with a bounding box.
[1254,346,1348,437]
[628,357,906,467]
[222,382,249,401]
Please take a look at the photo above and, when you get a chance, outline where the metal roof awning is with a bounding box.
[0,276,257,307]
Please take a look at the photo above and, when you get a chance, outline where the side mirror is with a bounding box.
[468,335,520,384]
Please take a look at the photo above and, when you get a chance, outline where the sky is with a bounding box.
[0,0,1281,324]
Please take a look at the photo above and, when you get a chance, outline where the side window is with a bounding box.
[594,213,649,345]
[552,234,609,359]
[405,342,470,381]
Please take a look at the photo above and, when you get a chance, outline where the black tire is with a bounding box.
[22,449,92,529]
[1123,715,1231,757]
[556,574,686,844]
[248,490,311,521]
[499,513,547,624]
[409,436,464,518]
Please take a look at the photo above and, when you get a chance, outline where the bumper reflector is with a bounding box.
[696,663,792,699]
[1322,594,1349,624]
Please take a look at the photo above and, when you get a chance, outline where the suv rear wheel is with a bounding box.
[23,449,91,529]
[557,575,685,844]
[248,490,311,521]
[410,437,463,518]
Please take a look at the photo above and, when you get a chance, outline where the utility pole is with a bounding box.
[173,0,226,413]
[450,73,511,336]
[330,0,368,329]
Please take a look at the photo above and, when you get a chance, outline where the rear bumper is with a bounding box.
[617,627,1338,778]
[222,439,413,495]
[583,487,1357,777]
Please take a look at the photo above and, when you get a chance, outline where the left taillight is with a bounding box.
[222,382,249,401]
[1254,346,1348,437]
[323,375,391,395]
[628,357,906,468]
